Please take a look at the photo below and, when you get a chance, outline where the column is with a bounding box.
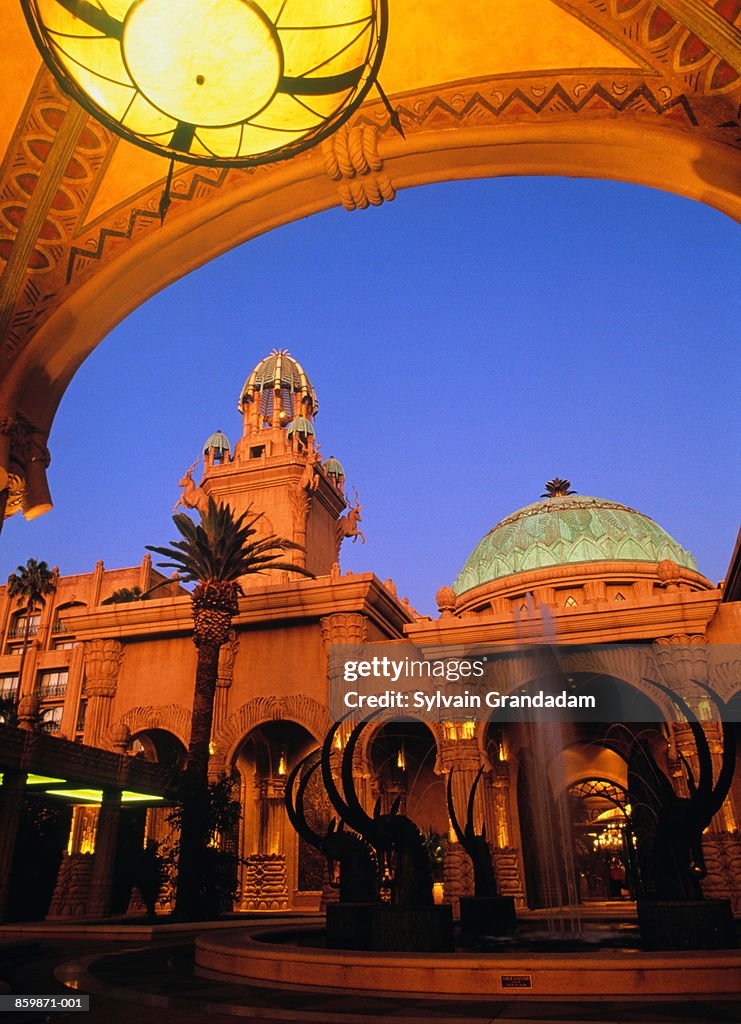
[212,631,239,764]
[0,770,27,921]
[86,788,122,918]
[82,639,123,747]
[60,642,85,740]
[438,731,485,908]
[487,760,526,907]
[319,612,368,712]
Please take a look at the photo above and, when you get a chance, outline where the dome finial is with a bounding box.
[541,477,575,498]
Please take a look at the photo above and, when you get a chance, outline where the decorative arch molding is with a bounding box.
[557,751,631,793]
[353,714,444,776]
[211,694,331,774]
[3,107,740,437]
[474,646,741,751]
[107,703,191,750]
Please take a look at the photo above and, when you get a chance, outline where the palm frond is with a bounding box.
[147,498,314,586]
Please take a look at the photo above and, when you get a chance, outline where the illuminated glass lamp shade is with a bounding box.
[22,0,388,167]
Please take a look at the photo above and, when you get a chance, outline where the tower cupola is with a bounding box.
[238,349,317,433]
[323,456,345,492]
[286,416,315,450]
[203,430,231,464]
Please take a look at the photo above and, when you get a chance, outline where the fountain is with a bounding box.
[194,647,739,1003]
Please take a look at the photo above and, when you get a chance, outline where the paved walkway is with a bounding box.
[1,938,739,1024]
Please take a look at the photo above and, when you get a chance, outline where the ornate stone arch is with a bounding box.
[107,703,191,750]
[211,694,331,775]
[353,713,445,775]
[2,0,741,457]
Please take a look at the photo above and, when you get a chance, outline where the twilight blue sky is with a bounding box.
[1,176,739,614]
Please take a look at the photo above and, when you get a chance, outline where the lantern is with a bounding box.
[21,0,388,167]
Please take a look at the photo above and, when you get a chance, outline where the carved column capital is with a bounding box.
[83,639,124,698]
[319,613,368,650]
[653,638,710,700]
[16,693,40,731]
[437,736,481,774]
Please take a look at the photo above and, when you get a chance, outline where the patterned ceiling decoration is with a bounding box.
[0,0,738,516]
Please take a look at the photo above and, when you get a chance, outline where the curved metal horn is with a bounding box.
[643,677,713,806]
[321,716,354,824]
[464,766,486,841]
[689,678,737,817]
[285,750,323,848]
[446,767,466,846]
[340,712,383,838]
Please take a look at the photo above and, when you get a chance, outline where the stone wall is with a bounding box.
[46,853,94,919]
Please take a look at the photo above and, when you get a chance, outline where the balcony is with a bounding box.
[8,623,39,639]
[51,619,70,634]
[39,718,61,735]
[39,681,68,700]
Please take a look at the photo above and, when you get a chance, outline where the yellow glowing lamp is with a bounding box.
[22,0,388,167]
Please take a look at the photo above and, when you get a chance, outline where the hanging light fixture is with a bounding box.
[21,1,389,168]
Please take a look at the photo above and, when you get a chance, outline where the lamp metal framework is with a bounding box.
[21,0,388,167]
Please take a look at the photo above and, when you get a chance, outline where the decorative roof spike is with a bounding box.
[541,478,576,498]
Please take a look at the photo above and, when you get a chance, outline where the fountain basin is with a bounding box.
[194,922,741,1000]
[326,902,454,951]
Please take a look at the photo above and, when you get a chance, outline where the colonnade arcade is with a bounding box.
[8,634,736,920]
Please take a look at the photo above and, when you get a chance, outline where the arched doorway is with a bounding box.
[496,673,665,910]
[367,719,446,894]
[232,719,318,911]
[568,777,634,902]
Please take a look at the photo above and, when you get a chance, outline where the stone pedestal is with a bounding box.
[459,895,517,942]
[326,903,454,952]
[240,853,288,910]
[638,899,737,950]
[47,853,94,919]
[326,901,376,950]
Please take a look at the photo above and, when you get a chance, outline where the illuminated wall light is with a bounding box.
[46,787,164,803]
[21,1,389,168]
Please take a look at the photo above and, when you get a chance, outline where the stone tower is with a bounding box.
[194,350,349,580]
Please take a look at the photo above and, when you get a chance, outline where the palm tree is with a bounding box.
[102,586,145,605]
[147,497,313,918]
[6,558,56,713]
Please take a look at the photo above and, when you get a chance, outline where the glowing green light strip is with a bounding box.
[45,788,165,804]
[0,773,67,786]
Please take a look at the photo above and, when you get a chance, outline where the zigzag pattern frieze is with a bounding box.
[397,81,699,128]
[67,79,698,287]
[65,165,232,283]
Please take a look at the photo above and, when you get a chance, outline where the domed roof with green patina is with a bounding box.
[454,479,697,595]
[286,415,315,437]
[203,430,230,456]
[238,349,317,415]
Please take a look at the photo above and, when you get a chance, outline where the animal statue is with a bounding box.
[173,460,208,514]
[447,766,499,897]
[336,487,366,545]
[321,714,434,906]
[626,677,736,901]
[299,450,321,493]
[285,751,378,903]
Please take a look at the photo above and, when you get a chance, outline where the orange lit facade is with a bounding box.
[1,350,738,920]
